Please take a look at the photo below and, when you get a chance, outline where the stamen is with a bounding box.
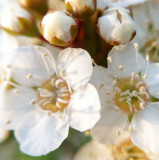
[55,79,65,88]
[42,53,48,57]
[139,86,146,92]
[38,88,55,98]
[114,87,120,93]
[107,56,112,62]
[134,43,139,72]
[126,98,133,112]
[13,89,20,95]
[120,90,130,96]
[56,98,69,104]
[107,56,119,76]
[27,73,33,79]
[116,129,121,136]
[138,92,149,99]
[5,120,11,125]
[140,102,145,110]
[136,81,144,87]
[145,54,150,75]
[29,99,36,106]
[128,125,133,132]
[142,74,147,79]
[119,65,124,71]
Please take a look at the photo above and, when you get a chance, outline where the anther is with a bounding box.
[119,65,124,71]
[140,102,145,110]
[142,74,147,79]
[128,125,133,132]
[131,72,135,78]
[132,91,138,97]
[5,120,11,125]
[116,129,121,136]
[35,46,41,51]
[115,87,120,93]
[27,73,33,79]
[29,99,36,106]
[112,80,117,86]
[46,112,51,117]
[42,53,48,57]
[146,55,149,62]
[13,89,20,95]
[139,86,146,92]
[107,56,112,62]
[134,43,138,48]
[5,64,11,69]
[99,83,104,90]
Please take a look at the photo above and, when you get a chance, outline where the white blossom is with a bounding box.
[0,46,100,156]
[91,42,159,154]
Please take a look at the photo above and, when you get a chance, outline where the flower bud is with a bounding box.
[97,7,136,45]
[18,0,48,15]
[65,0,96,19]
[41,10,78,46]
[0,4,38,36]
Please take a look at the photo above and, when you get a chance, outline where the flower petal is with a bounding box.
[15,110,69,156]
[91,104,129,144]
[56,48,93,91]
[0,87,37,130]
[10,45,56,88]
[130,103,159,153]
[146,63,159,99]
[107,43,146,78]
[68,84,101,132]
[90,65,114,105]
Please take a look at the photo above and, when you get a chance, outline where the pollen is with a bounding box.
[113,76,149,113]
[38,77,71,113]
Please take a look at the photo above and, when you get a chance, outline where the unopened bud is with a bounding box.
[18,0,48,15]
[97,7,136,45]
[65,0,96,19]
[0,4,38,36]
[41,10,78,46]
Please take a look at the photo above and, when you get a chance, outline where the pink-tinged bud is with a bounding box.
[97,7,136,46]
[41,10,78,46]
[18,0,48,15]
[0,4,38,36]
[65,0,96,20]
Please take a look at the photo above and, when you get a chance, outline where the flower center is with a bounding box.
[113,76,149,113]
[140,23,159,62]
[112,139,149,160]
[38,77,71,113]
[141,38,159,62]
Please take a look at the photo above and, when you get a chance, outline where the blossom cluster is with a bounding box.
[0,0,159,159]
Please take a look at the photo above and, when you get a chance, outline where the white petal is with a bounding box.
[15,110,69,156]
[90,65,114,105]
[91,104,129,144]
[10,45,56,88]
[57,48,93,90]
[68,84,101,132]
[107,43,146,78]
[146,63,159,99]
[97,0,147,10]
[0,87,37,130]
[130,103,159,153]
